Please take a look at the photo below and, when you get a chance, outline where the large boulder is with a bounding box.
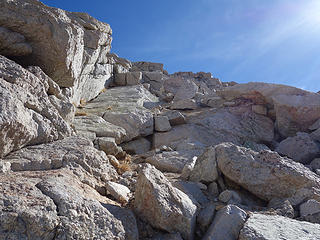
[0,55,73,157]
[216,143,320,202]
[202,205,247,240]
[275,132,320,164]
[0,169,137,240]
[219,82,320,137]
[82,85,159,142]
[239,213,320,240]
[0,0,113,104]
[134,164,197,240]
[3,136,118,187]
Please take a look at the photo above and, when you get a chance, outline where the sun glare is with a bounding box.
[305,1,320,25]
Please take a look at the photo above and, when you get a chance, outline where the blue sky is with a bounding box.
[42,0,320,92]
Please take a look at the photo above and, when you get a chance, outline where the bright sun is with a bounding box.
[305,1,320,24]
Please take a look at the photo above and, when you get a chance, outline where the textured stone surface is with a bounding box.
[134,164,197,240]
[216,142,320,202]
[0,169,136,240]
[220,82,320,137]
[0,26,32,56]
[155,115,171,132]
[189,147,219,183]
[276,132,319,164]
[300,199,320,217]
[3,137,118,186]
[239,213,320,240]
[121,137,151,155]
[0,55,73,157]
[0,0,113,103]
[202,205,247,240]
[105,181,131,203]
[73,115,126,144]
[146,150,199,173]
[82,85,158,142]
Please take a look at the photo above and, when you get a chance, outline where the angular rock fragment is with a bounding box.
[202,205,247,240]
[134,164,197,240]
[0,55,73,157]
[239,213,320,240]
[216,142,320,202]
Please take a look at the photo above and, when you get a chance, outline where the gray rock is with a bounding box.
[0,161,11,174]
[197,203,216,232]
[219,82,320,137]
[0,173,60,240]
[0,26,32,56]
[96,137,123,156]
[239,213,320,240]
[216,142,320,202]
[309,118,320,131]
[3,137,118,185]
[276,132,319,164]
[81,85,158,142]
[0,55,73,157]
[49,95,75,123]
[189,147,219,183]
[170,99,198,110]
[310,158,320,171]
[146,150,198,173]
[208,182,220,198]
[173,180,209,206]
[134,164,197,240]
[0,0,114,103]
[132,61,164,72]
[219,190,242,204]
[160,110,186,126]
[180,157,197,180]
[173,79,198,101]
[105,181,131,203]
[115,72,142,86]
[121,137,151,155]
[300,199,320,217]
[0,169,136,240]
[36,172,132,240]
[268,199,294,218]
[73,115,126,144]
[155,115,171,132]
[202,205,247,240]
[103,204,139,240]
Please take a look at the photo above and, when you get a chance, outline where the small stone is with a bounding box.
[219,190,242,204]
[155,116,171,132]
[105,181,131,203]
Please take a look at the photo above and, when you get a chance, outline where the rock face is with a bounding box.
[3,137,118,187]
[3,1,320,239]
[0,169,138,240]
[239,213,320,240]
[219,82,320,137]
[80,85,158,142]
[0,55,73,157]
[0,0,114,104]
[216,142,320,202]
[134,164,197,240]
